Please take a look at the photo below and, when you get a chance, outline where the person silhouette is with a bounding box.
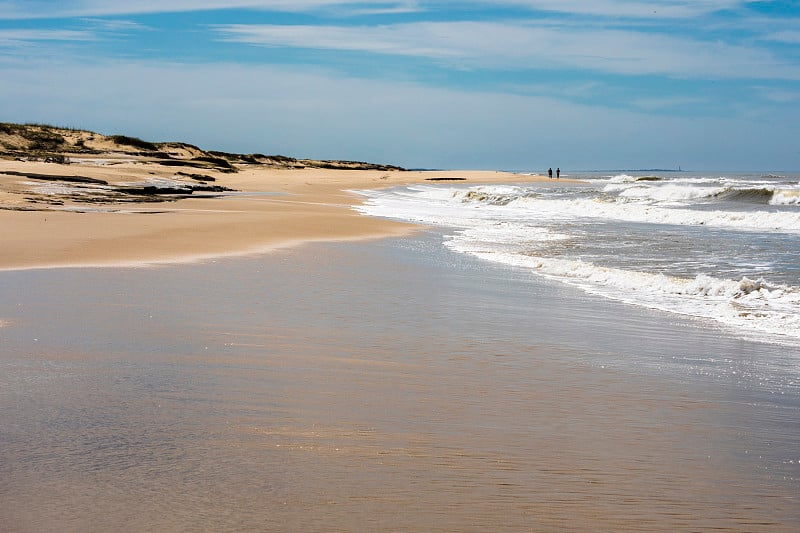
[548,168,552,179]
[556,167,560,179]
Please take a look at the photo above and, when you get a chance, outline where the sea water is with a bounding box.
[2,171,800,530]
[2,234,799,530]
[355,172,800,350]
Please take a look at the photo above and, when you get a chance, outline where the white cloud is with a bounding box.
[80,18,152,32]
[1,58,796,170]
[215,21,800,80]
[754,86,800,103]
[344,2,422,16]
[215,23,462,58]
[765,30,800,44]
[631,96,708,110]
[481,0,748,19]
[0,1,395,19]
[0,0,749,19]
[0,29,95,46]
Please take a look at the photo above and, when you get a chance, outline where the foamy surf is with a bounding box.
[447,185,800,233]
[465,251,800,343]
[355,171,800,345]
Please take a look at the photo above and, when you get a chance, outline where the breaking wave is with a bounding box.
[455,248,800,343]
[771,189,800,205]
[451,186,800,233]
[354,176,800,345]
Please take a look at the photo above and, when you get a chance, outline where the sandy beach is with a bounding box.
[2,127,798,532]
[0,153,548,270]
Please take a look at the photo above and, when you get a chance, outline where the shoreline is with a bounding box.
[3,235,797,531]
[0,158,557,271]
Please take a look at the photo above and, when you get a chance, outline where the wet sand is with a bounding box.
[1,236,797,532]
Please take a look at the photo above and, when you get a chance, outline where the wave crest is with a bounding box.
[771,189,800,205]
[459,250,800,342]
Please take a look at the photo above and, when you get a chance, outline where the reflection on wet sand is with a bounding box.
[0,239,797,531]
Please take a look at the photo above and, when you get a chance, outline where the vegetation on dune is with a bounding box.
[0,123,22,135]
[0,122,66,151]
[108,135,159,151]
[23,122,84,132]
[0,122,406,171]
[192,155,234,169]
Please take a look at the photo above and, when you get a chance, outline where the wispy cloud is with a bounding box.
[487,0,748,19]
[344,2,422,16]
[0,0,753,20]
[0,1,394,19]
[764,30,800,44]
[754,86,800,103]
[215,23,460,58]
[215,21,800,80]
[4,58,796,169]
[80,18,152,32]
[631,96,709,110]
[0,28,95,46]
[0,0,797,170]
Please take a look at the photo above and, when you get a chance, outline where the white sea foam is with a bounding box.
[609,183,728,204]
[622,184,698,203]
[355,183,800,344]
[358,184,800,233]
[457,249,800,342]
[444,186,800,233]
[450,224,570,254]
[606,174,638,183]
[608,181,800,207]
[771,189,800,205]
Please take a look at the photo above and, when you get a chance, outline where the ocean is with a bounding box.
[2,173,800,530]
[356,171,800,389]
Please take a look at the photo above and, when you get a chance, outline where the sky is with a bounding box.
[1,1,799,171]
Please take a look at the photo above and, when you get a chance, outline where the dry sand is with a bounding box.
[0,158,551,271]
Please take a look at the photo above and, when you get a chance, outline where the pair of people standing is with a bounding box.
[548,167,560,179]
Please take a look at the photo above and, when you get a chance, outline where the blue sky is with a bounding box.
[1,1,799,170]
